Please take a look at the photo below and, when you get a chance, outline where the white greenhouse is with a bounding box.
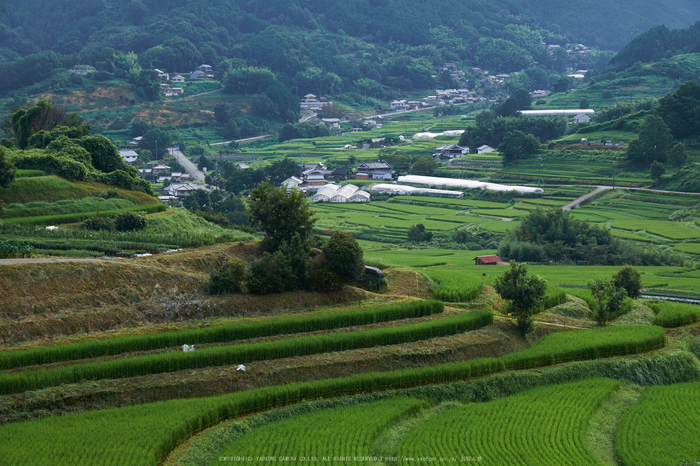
[312,184,369,203]
[369,184,463,197]
[330,184,359,203]
[311,184,340,202]
[348,190,371,202]
[397,175,544,194]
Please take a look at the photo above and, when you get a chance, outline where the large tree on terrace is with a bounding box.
[248,181,316,253]
[494,261,547,335]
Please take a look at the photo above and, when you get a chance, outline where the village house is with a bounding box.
[573,114,592,124]
[68,65,96,75]
[355,161,393,181]
[190,70,213,80]
[164,183,209,198]
[433,144,468,160]
[477,145,496,154]
[320,118,341,129]
[281,176,304,192]
[152,164,171,176]
[390,100,409,111]
[300,94,325,113]
[118,149,139,164]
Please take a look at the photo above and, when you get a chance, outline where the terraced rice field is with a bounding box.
[672,243,700,255]
[213,397,425,465]
[616,381,700,466]
[396,378,618,465]
[611,220,700,240]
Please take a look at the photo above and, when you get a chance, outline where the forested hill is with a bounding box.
[610,21,700,68]
[2,0,699,64]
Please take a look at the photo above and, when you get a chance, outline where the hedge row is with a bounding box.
[0,309,490,394]
[0,300,445,370]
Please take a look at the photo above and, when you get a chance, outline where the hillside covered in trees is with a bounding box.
[1,0,700,101]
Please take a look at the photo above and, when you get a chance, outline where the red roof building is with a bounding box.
[474,255,504,265]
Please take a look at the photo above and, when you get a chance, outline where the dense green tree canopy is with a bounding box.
[0,147,16,188]
[626,115,673,163]
[322,232,364,282]
[656,81,700,139]
[497,130,540,164]
[494,261,546,334]
[248,181,316,253]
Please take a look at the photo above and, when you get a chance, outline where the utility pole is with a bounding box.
[538,154,543,186]
[409,154,413,175]
[612,160,616,190]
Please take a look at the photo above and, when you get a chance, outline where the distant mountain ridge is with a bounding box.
[2,0,699,60]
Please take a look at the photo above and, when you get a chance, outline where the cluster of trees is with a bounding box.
[497,130,541,164]
[382,153,438,176]
[407,224,433,242]
[220,158,300,195]
[278,122,331,142]
[498,209,683,266]
[0,100,152,194]
[620,82,700,176]
[587,266,641,326]
[459,112,566,153]
[212,101,272,141]
[221,66,299,122]
[181,189,249,228]
[210,181,365,295]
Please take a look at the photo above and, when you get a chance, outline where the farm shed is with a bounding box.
[397,175,544,194]
[474,255,505,265]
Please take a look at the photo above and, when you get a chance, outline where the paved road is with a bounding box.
[209,135,272,146]
[171,88,223,101]
[170,148,205,181]
[561,186,612,211]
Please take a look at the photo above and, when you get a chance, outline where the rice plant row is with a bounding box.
[427,270,484,302]
[0,310,492,395]
[649,301,700,328]
[214,397,425,465]
[615,381,700,466]
[0,300,445,370]
[397,378,619,465]
[0,203,167,225]
[0,326,663,466]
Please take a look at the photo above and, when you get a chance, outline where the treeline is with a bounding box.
[610,21,700,68]
[458,113,566,150]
